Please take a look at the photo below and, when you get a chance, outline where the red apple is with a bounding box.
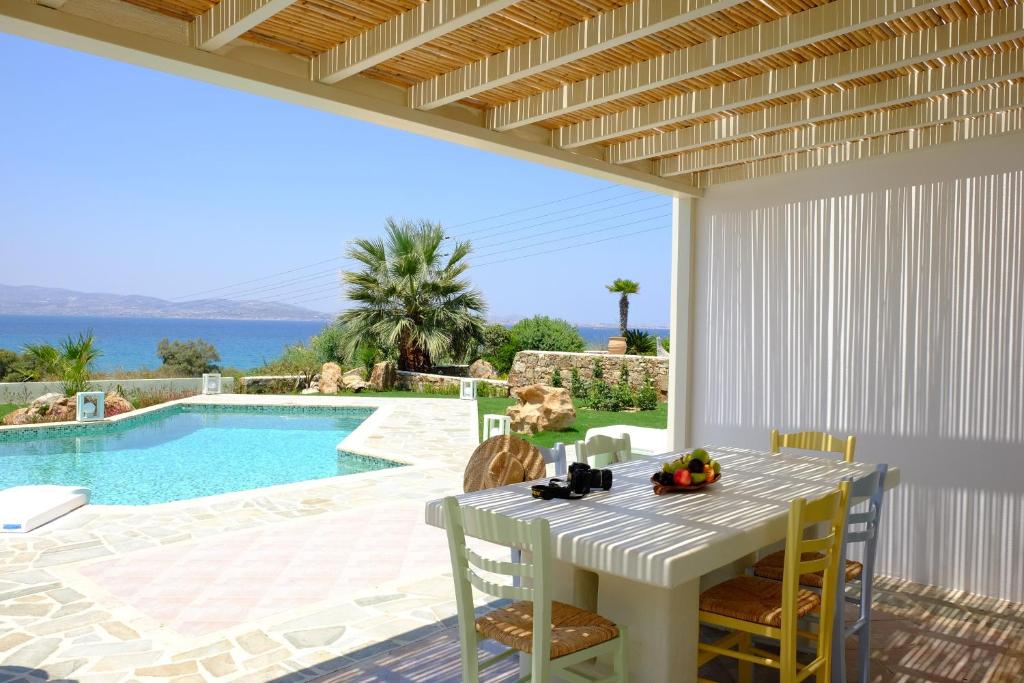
[674,469,692,486]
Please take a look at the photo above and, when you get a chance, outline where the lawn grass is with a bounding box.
[476,397,667,448]
[0,404,23,421]
[310,389,667,448]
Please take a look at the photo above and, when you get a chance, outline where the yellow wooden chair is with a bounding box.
[770,429,856,463]
[696,482,850,683]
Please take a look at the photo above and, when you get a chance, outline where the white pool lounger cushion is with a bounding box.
[0,485,90,533]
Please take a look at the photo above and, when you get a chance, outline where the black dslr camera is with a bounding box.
[531,462,613,500]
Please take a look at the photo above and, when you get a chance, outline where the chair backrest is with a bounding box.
[482,413,511,441]
[576,433,632,468]
[537,442,568,476]
[839,464,888,614]
[443,497,553,665]
[780,482,850,673]
[770,428,856,463]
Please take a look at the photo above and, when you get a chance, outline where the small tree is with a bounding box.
[636,371,659,410]
[606,279,640,336]
[157,338,220,376]
[570,367,586,398]
[551,368,563,388]
[23,332,101,396]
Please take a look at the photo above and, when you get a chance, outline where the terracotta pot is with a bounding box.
[608,336,627,355]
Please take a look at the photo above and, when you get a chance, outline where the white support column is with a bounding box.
[667,196,695,452]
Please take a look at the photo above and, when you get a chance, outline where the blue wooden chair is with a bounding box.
[832,463,889,683]
[751,463,889,682]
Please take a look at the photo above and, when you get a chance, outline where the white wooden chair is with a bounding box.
[442,496,629,683]
[510,442,567,586]
[575,433,632,468]
[482,414,511,441]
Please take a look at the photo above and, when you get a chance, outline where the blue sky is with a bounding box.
[0,34,673,326]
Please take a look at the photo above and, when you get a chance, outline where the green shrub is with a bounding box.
[662,336,670,352]
[311,323,347,364]
[510,316,585,353]
[551,368,563,388]
[570,367,585,398]
[586,378,618,411]
[625,329,657,355]
[23,332,101,396]
[636,372,658,411]
[156,338,220,376]
[257,343,320,377]
[614,362,634,409]
[486,317,584,374]
[480,324,512,366]
[592,358,604,381]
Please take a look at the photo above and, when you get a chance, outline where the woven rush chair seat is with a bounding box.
[475,600,620,659]
[700,576,821,628]
[753,550,864,588]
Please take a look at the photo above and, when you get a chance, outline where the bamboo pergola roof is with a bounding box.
[3,0,1022,192]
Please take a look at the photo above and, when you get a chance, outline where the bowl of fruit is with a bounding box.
[652,448,721,494]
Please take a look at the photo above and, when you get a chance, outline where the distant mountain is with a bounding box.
[0,284,332,321]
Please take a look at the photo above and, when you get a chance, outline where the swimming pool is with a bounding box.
[0,404,397,505]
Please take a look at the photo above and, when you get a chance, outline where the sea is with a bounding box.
[0,315,668,372]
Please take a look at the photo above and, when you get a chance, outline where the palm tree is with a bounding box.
[339,218,487,372]
[23,332,101,396]
[606,279,640,336]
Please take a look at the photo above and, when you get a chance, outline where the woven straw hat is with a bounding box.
[463,435,546,493]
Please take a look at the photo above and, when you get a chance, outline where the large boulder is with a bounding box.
[468,358,498,379]
[340,369,368,392]
[3,394,76,425]
[104,393,134,417]
[369,361,396,391]
[506,384,575,434]
[319,362,343,393]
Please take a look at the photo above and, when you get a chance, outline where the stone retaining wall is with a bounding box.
[508,350,669,399]
[238,375,309,394]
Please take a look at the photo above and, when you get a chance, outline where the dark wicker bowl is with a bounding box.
[650,472,721,494]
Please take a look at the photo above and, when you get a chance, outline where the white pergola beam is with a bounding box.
[0,0,700,198]
[313,0,519,85]
[492,0,949,131]
[662,81,1024,175]
[191,0,297,51]
[408,0,748,110]
[691,107,1024,186]
[572,3,1024,152]
[628,49,1024,167]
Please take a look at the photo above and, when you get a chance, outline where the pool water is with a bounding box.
[0,405,395,505]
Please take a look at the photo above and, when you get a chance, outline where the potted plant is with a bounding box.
[606,279,639,354]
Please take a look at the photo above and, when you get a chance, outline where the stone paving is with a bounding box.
[3,394,1023,682]
[315,576,1024,683]
[0,395,490,683]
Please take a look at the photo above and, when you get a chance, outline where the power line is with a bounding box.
[191,269,340,301]
[471,223,671,269]
[471,215,665,261]
[469,204,666,255]
[447,190,648,240]
[445,185,625,230]
[463,195,661,245]
[173,256,345,300]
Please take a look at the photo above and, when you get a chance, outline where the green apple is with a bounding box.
[690,472,706,484]
[711,460,721,475]
[692,448,710,464]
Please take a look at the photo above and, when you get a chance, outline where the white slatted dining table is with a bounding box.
[424,446,900,683]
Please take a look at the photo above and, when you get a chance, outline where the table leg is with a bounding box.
[596,573,701,683]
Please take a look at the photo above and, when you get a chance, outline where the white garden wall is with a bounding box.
[0,377,236,404]
[690,131,1024,602]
